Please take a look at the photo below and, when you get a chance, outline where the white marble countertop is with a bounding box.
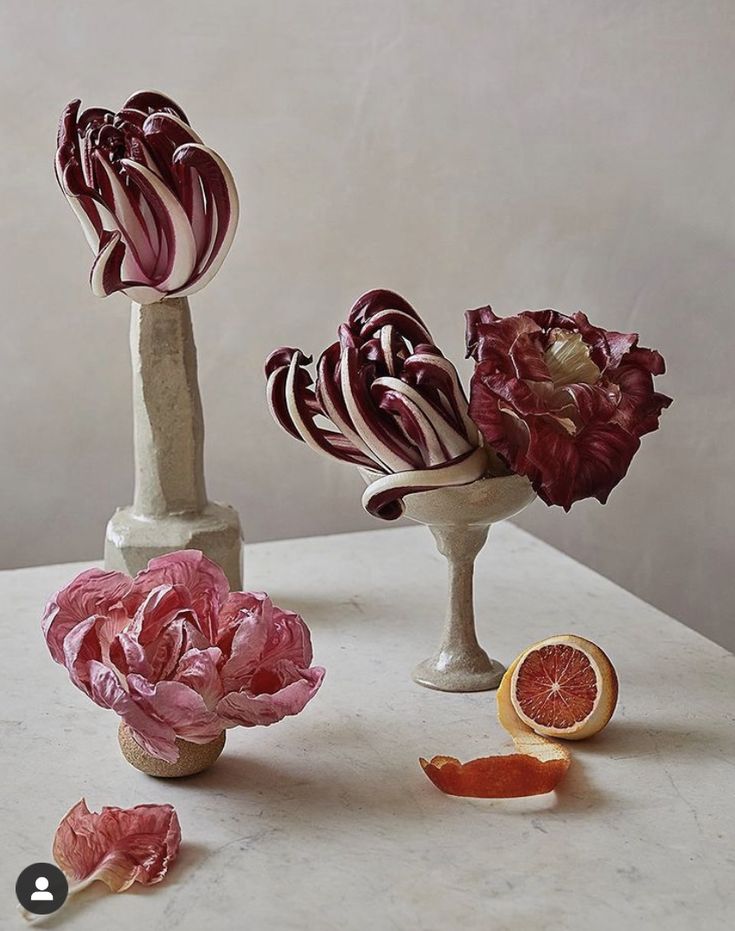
[1,524,734,930]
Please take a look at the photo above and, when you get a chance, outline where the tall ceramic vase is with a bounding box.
[402,473,535,692]
[104,298,243,589]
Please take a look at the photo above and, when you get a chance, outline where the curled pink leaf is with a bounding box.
[53,799,181,893]
[217,663,325,727]
[42,568,132,664]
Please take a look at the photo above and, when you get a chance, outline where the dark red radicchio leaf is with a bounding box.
[466,306,671,509]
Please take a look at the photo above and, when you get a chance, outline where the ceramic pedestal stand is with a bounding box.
[105,298,242,589]
[402,473,535,692]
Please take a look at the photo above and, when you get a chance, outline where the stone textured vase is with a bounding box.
[118,722,226,778]
[401,473,535,692]
[104,298,243,589]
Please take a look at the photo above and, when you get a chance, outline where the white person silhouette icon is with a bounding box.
[30,875,54,901]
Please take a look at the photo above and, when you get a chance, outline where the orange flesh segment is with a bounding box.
[515,643,597,729]
[420,754,570,798]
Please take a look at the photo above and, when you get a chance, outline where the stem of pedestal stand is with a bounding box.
[411,522,505,693]
[436,523,488,659]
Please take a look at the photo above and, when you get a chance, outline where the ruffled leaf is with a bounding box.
[42,568,131,664]
[130,550,229,643]
[217,663,326,727]
[53,799,181,893]
[467,307,671,508]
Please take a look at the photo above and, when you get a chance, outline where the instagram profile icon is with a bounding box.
[15,863,68,915]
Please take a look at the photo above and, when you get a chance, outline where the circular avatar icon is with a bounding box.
[15,862,68,915]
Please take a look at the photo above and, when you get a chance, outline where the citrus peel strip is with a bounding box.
[420,654,571,798]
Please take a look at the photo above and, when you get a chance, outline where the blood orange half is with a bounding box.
[509,634,618,741]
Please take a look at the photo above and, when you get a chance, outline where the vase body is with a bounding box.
[118,722,226,777]
[360,470,535,692]
[104,298,242,588]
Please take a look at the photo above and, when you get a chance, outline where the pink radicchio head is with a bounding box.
[42,551,325,763]
[466,307,672,509]
[265,289,489,520]
[55,91,239,302]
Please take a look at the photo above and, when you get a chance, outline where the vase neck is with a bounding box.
[130,298,207,518]
[429,522,490,563]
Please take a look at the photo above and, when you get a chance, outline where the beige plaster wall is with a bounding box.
[1,1,732,648]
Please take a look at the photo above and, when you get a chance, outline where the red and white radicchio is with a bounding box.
[265,290,489,520]
[466,307,672,509]
[55,91,238,302]
[265,290,488,520]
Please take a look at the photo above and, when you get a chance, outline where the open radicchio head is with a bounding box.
[55,91,238,302]
[466,307,672,509]
[265,289,489,520]
[42,551,324,763]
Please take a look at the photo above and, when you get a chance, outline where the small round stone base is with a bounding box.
[412,654,506,693]
[118,722,226,777]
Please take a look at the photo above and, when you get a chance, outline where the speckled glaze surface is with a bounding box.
[405,474,535,692]
[118,722,226,777]
[105,501,242,590]
[401,472,535,526]
[364,470,536,692]
[104,299,242,589]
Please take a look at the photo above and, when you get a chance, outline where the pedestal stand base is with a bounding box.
[412,653,506,692]
[105,501,242,589]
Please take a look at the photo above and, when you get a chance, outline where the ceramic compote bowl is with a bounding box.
[363,468,535,692]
